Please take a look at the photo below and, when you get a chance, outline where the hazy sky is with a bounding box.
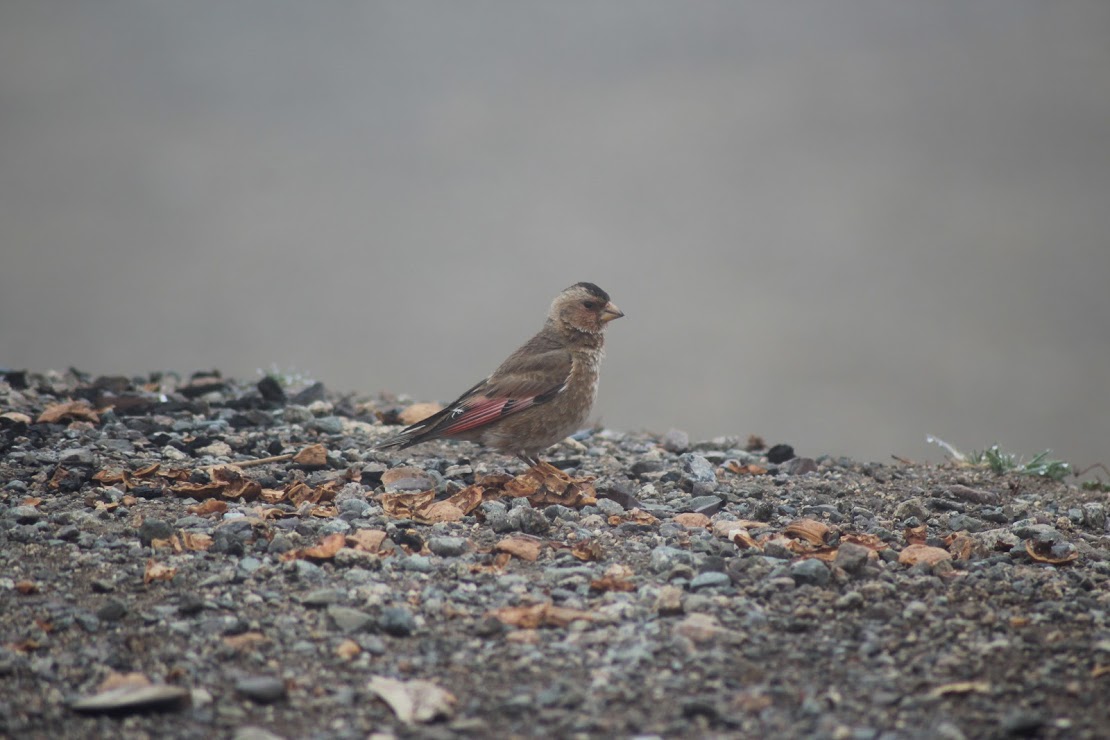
[2,2,1109,467]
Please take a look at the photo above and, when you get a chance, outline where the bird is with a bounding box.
[376,282,623,469]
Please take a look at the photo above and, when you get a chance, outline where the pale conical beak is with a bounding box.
[601,302,624,323]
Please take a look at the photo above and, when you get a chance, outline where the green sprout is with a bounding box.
[927,436,1071,481]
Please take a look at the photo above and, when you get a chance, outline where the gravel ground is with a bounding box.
[1,369,1108,740]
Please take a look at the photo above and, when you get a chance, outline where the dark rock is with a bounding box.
[766,444,795,464]
[291,381,326,405]
[96,599,127,622]
[379,606,417,636]
[257,376,286,403]
[791,559,830,587]
[662,429,690,453]
[781,457,817,475]
[138,518,174,546]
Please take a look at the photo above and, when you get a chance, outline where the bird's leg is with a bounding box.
[516,452,541,472]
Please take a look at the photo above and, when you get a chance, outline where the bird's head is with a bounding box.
[548,282,624,335]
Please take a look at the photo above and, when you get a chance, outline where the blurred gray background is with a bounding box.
[2,2,1109,467]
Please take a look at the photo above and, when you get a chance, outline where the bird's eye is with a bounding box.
[582,300,599,310]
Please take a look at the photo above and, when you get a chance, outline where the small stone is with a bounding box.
[338,498,371,519]
[290,560,325,582]
[428,537,468,557]
[631,460,664,477]
[235,676,286,704]
[301,588,343,607]
[766,444,795,464]
[662,429,690,453]
[781,457,818,476]
[834,542,871,574]
[256,375,286,403]
[679,453,716,484]
[650,546,696,574]
[379,606,417,637]
[893,498,929,522]
[594,498,625,517]
[681,495,723,514]
[790,559,830,587]
[327,605,373,634]
[507,507,550,535]
[689,571,731,591]
[196,441,233,458]
[8,506,43,525]
[397,554,434,572]
[96,599,127,622]
[655,585,684,615]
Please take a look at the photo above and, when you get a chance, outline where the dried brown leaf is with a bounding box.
[143,559,176,584]
[309,503,339,518]
[150,535,182,552]
[293,443,328,467]
[413,500,464,524]
[301,532,347,560]
[15,580,38,595]
[186,500,227,517]
[494,536,543,562]
[487,602,597,629]
[784,519,832,546]
[898,544,952,566]
[442,485,485,516]
[222,632,269,651]
[589,575,636,593]
[1024,539,1079,565]
[93,468,129,486]
[37,400,99,425]
[673,512,711,529]
[505,464,598,508]
[571,540,604,562]
[729,528,762,550]
[180,531,213,551]
[725,460,768,475]
[842,533,887,551]
[904,524,928,545]
[380,489,436,519]
[259,488,287,504]
[608,508,660,527]
[335,639,361,660]
[347,529,388,552]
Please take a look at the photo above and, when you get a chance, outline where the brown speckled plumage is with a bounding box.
[376,282,623,465]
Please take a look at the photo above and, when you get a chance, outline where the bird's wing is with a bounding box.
[376,332,572,447]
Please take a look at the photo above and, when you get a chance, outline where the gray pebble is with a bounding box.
[679,453,716,483]
[235,676,286,704]
[650,546,696,573]
[8,506,44,525]
[790,559,830,587]
[834,542,871,574]
[96,599,127,622]
[379,606,417,636]
[595,498,625,517]
[428,536,468,557]
[327,605,373,633]
[662,429,690,453]
[301,588,343,607]
[507,507,550,535]
[689,571,731,591]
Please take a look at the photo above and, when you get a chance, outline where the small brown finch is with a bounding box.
[376,282,623,466]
